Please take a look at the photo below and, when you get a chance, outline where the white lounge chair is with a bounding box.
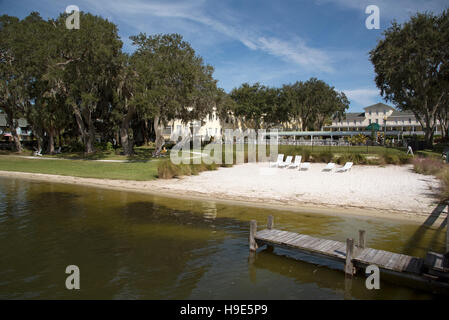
[323,162,335,171]
[278,155,293,168]
[300,162,311,170]
[270,154,284,167]
[33,148,42,156]
[337,162,353,172]
[288,156,302,169]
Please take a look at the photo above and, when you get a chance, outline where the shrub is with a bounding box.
[157,160,179,179]
[158,160,218,179]
[438,169,449,201]
[412,157,446,175]
[301,149,311,162]
[382,153,400,165]
[313,150,334,163]
[336,153,366,165]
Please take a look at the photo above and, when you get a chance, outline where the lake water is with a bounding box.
[0,177,446,299]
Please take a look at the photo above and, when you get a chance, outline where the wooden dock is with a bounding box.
[249,216,449,290]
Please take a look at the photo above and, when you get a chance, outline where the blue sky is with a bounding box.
[1,0,447,111]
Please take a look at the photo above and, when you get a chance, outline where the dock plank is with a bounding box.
[253,227,437,281]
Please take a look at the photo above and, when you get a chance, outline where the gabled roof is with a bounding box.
[363,103,395,111]
[390,110,415,117]
[344,112,365,120]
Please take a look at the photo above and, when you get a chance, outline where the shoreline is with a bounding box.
[0,168,446,225]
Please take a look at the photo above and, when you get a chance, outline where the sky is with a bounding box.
[0,0,447,112]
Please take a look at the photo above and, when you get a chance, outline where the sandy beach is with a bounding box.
[0,162,445,223]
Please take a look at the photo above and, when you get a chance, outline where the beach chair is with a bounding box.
[337,162,353,172]
[322,162,335,171]
[270,154,284,167]
[288,156,302,169]
[278,155,293,168]
[33,147,42,157]
[300,162,310,170]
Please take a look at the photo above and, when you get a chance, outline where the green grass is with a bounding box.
[0,156,159,180]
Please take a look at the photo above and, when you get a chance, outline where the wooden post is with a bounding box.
[446,212,449,255]
[345,238,355,276]
[267,215,274,230]
[266,215,274,252]
[249,220,258,252]
[359,230,366,249]
[344,275,353,300]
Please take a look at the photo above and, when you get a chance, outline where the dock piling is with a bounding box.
[250,220,258,252]
[266,216,274,252]
[267,215,274,230]
[345,238,355,276]
[359,230,366,249]
[446,209,449,257]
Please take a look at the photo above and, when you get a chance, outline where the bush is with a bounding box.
[412,157,446,175]
[157,160,179,179]
[438,169,449,201]
[336,153,366,165]
[158,160,218,179]
[66,140,84,152]
[313,150,334,163]
[382,153,400,165]
[301,149,311,162]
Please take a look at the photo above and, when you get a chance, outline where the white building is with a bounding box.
[162,107,224,142]
[324,103,433,134]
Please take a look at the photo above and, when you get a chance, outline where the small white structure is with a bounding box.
[337,162,353,172]
[300,162,311,170]
[278,155,293,168]
[288,156,302,169]
[270,154,285,167]
[323,162,335,171]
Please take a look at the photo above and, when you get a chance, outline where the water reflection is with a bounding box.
[0,176,446,299]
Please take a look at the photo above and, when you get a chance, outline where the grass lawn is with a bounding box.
[0,156,159,180]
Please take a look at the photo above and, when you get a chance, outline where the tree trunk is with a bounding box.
[153,115,165,156]
[6,115,22,153]
[119,104,136,156]
[72,103,96,154]
[47,127,55,154]
[143,120,149,146]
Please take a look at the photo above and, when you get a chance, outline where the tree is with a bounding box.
[230,83,284,130]
[281,78,348,131]
[370,11,449,147]
[129,33,218,155]
[43,12,123,154]
[0,15,27,152]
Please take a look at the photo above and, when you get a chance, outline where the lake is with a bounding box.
[0,176,446,299]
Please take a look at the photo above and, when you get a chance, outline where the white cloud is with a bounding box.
[81,0,334,72]
[341,88,381,107]
[316,0,448,22]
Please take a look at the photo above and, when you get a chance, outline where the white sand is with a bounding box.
[155,163,441,218]
[0,163,444,222]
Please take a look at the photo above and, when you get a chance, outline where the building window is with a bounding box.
[409,118,412,124]
[369,111,372,115]
[375,119,379,124]
[353,120,356,125]
[369,119,372,125]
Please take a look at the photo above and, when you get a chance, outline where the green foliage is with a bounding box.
[230,83,284,129]
[412,157,446,175]
[438,169,449,201]
[314,150,334,163]
[370,10,449,145]
[157,160,218,179]
[335,153,366,165]
[280,78,349,131]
